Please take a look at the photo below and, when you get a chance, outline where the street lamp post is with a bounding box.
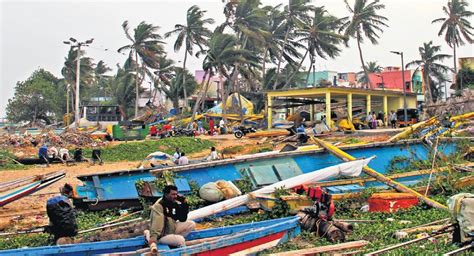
[390,51,408,124]
[63,37,94,127]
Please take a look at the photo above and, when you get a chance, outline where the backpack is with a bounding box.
[46,196,78,238]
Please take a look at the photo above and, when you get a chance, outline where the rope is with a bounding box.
[424,137,439,196]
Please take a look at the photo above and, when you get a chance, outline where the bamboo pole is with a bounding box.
[443,243,474,256]
[311,137,448,210]
[270,240,369,256]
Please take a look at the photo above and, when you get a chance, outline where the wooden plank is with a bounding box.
[269,240,369,256]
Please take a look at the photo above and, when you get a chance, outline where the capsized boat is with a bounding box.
[0,171,65,207]
[0,216,300,256]
[73,139,460,210]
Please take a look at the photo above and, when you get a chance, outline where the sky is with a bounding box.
[1,0,473,117]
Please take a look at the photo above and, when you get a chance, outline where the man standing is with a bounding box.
[149,185,196,247]
[219,119,226,134]
[46,184,78,244]
[389,110,397,128]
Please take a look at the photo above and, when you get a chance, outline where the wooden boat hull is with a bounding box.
[0,171,65,207]
[0,217,300,256]
[73,139,463,210]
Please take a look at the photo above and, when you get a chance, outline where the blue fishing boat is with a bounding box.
[0,216,300,256]
[73,139,461,210]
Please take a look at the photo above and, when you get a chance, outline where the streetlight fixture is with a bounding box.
[63,37,94,127]
[390,51,408,125]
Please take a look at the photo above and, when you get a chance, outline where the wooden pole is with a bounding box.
[310,137,448,210]
[270,240,369,256]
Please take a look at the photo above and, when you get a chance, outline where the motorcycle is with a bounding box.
[233,126,257,139]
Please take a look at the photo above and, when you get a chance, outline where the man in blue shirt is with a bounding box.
[38,144,49,165]
[46,184,78,244]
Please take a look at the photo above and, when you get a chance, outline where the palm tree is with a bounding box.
[262,5,303,90]
[152,56,175,103]
[110,60,139,119]
[357,61,383,85]
[118,21,165,118]
[94,60,111,101]
[284,7,346,88]
[432,0,473,78]
[220,0,268,121]
[406,41,452,103]
[165,5,214,112]
[61,47,95,109]
[161,68,198,111]
[273,0,313,90]
[340,0,389,89]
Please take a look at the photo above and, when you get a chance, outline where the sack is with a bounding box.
[199,182,224,202]
[447,193,474,243]
[199,180,242,202]
[215,180,242,199]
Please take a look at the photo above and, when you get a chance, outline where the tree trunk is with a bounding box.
[189,71,209,126]
[453,43,458,90]
[305,58,313,87]
[182,49,189,112]
[425,67,434,104]
[135,50,139,118]
[357,32,374,90]
[273,23,292,90]
[201,75,212,111]
[262,48,267,90]
[172,99,179,111]
[283,48,309,89]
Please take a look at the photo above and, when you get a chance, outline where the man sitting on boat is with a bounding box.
[45,184,78,244]
[149,185,196,247]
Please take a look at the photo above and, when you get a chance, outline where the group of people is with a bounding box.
[38,144,103,165]
[365,110,399,129]
[149,118,229,139]
[172,148,189,165]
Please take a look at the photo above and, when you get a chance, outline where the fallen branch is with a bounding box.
[443,243,474,256]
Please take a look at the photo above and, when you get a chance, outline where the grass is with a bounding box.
[84,137,214,162]
[0,209,122,250]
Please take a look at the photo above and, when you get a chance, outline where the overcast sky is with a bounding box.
[1,0,473,117]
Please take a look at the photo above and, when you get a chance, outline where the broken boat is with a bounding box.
[0,216,300,256]
[72,139,463,210]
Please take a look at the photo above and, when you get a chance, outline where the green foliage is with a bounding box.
[262,187,292,219]
[0,233,49,250]
[234,169,254,194]
[83,137,214,162]
[0,209,121,250]
[6,69,64,125]
[161,68,198,110]
[0,149,27,170]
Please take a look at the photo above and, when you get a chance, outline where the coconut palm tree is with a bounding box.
[340,0,389,89]
[262,5,303,89]
[165,5,214,112]
[273,0,313,90]
[118,21,165,118]
[284,7,346,88]
[432,0,473,77]
[161,68,198,111]
[357,61,383,85]
[61,47,95,108]
[406,41,452,103]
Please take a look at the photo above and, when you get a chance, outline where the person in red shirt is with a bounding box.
[209,119,214,136]
[150,125,157,137]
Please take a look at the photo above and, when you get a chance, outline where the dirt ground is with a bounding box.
[0,131,390,230]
